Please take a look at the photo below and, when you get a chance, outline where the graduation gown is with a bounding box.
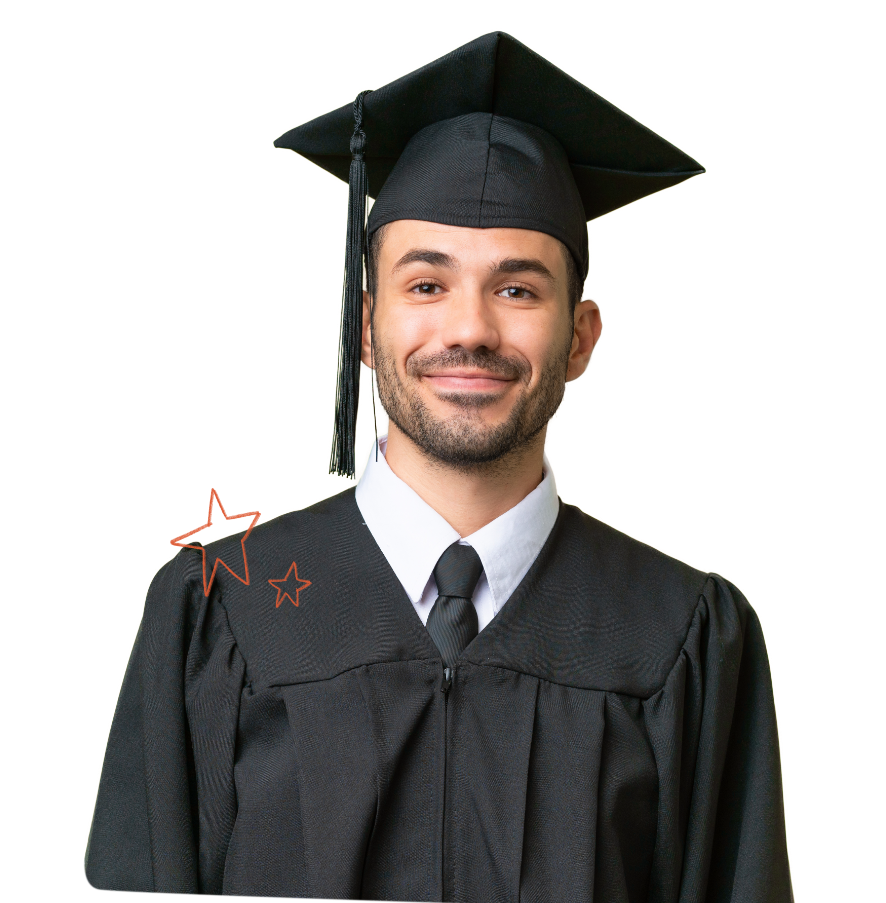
[85,488,792,901]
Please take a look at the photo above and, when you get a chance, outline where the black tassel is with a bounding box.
[330,89,372,478]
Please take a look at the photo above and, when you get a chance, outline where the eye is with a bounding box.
[499,285,534,300]
[411,281,442,295]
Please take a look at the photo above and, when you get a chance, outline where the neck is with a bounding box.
[382,423,547,537]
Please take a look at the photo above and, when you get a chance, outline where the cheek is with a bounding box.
[377,303,444,361]
[503,313,569,373]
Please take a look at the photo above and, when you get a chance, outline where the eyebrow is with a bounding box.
[390,249,459,274]
[390,250,558,287]
[490,257,557,286]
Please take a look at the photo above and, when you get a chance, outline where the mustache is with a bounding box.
[405,348,531,383]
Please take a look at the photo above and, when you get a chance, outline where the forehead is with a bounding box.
[378,220,567,270]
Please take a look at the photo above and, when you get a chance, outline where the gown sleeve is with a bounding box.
[84,547,247,894]
[643,574,793,903]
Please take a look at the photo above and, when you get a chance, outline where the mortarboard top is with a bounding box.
[275,32,704,477]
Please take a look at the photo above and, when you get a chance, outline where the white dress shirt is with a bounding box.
[355,436,560,632]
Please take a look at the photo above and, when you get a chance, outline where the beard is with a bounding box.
[372,334,572,472]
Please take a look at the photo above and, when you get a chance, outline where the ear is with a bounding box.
[565,299,602,382]
[360,290,375,369]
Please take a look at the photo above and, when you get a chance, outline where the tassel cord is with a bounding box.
[330,89,372,478]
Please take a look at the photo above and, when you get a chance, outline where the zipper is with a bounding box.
[440,665,452,899]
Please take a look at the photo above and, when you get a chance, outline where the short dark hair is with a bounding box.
[563,245,584,314]
[367,223,584,312]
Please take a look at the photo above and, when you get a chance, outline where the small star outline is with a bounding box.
[269,562,312,608]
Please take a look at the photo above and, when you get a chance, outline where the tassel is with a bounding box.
[330,89,372,478]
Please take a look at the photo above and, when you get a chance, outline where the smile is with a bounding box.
[422,371,515,393]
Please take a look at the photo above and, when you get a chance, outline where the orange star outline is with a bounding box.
[269,562,312,608]
[178,489,259,598]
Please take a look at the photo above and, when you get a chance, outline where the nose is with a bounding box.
[438,289,500,353]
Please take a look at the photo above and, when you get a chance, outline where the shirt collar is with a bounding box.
[355,436,560,613]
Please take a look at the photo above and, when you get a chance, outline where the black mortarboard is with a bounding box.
[275,31,704,477]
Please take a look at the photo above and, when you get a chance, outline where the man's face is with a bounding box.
[362,220,599,470]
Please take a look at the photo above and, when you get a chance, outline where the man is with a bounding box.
[85,32,792,902]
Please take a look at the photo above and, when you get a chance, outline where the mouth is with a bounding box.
[421,369,516,393]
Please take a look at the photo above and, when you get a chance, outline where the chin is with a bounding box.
[427,389,514,415]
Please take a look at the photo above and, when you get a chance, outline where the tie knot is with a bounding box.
[433,542,484,600]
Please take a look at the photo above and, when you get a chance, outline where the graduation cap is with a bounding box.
[275,31,704,478]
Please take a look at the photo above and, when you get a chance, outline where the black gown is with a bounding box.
[85,488,792,901]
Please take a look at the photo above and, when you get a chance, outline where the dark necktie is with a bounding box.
[426,542,483,670]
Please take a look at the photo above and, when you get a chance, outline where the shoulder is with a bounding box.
[473,502,726,697]
[201,487,360,570]
[143,490,358,608]
[562,504,760,694]
[148,538,203,588]
[557,502,709,608]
